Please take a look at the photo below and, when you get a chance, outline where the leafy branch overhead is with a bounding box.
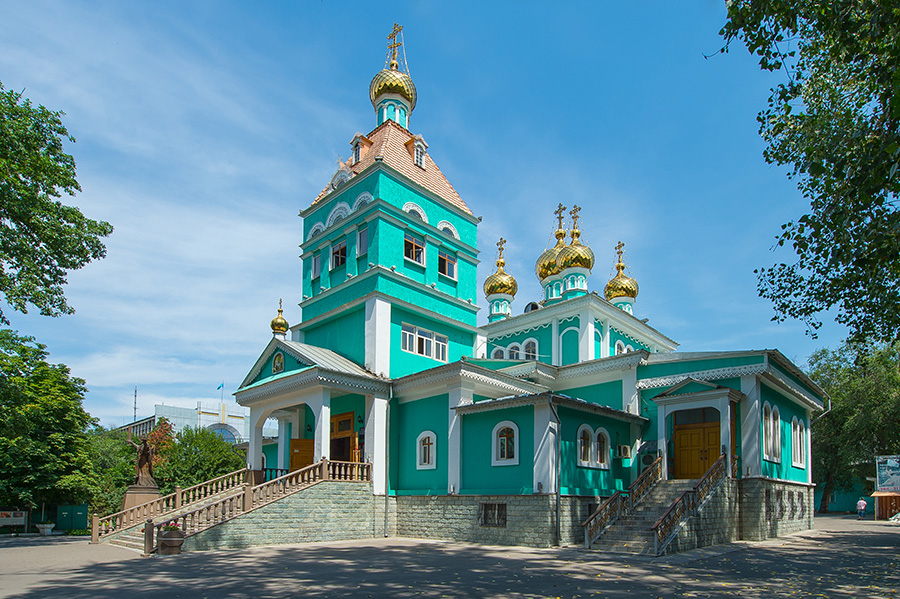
[721,1,900,343]
[0,81,113,324]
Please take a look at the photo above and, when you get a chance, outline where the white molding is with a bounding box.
[402,201,429,224]
[492,420,520,467]
[416,430,437,470]
[353,192,373,211]
[306,223,325,241]
[365,394,389,494]
[435,220,459,239]
[488,322,551,342]
[326,202,352,228]
[365,296,391,376]
[533,402,556,493]
[636,363,768,390]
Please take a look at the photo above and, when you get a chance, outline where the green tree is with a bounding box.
[154,426,245,495]
[85,426,133,515]
[721,1,900,343]
[0,81,113,324]
[808,342,900,511]
[0,329,97,509]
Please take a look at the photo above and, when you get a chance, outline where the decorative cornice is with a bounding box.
[636,364,768,390]
[488,321,551,342]
[454,392,647,425]
[761,368,824,411]
[392,362,545,397]
[558,351,647,380]
[236,366,390,405]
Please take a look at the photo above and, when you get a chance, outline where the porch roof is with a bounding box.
[454,391,647,425]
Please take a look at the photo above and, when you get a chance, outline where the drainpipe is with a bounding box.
[383,385,392,538]
[812,398,832,424]
[548,396,561,547]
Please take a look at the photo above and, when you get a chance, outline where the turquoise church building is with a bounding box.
[233,28,826,549]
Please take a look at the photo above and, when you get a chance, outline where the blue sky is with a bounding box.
[1,1,846,426]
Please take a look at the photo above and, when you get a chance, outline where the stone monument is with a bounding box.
[120,434,161,510]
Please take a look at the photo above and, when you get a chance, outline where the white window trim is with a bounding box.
[523,338,538,361]
[404,232,426,266]
[311,254,322,279]
[614,340,626,356]
[492,420,519,466]
[577,424,595,467]
[326,202,351,228]
[596,428,611,469]
[772,406,782,463]
[400,323,448,362]
[507,343,521,360]
[307,223,325,241]
[402,202,428,224]
[331,240,347,269]
[491,347,506,359]
[416,431,437,470]
[357,227,368,257]
[353,192,373,211]
[762,402,782,463]
[436,220,459,239]
[438,250,457,280]
[791,417,806,469]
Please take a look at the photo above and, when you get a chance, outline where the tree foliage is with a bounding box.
[147,417,175,469]
[85,426,133,515]
[807,342,900,511]
[0,81,113,324]
[721,1,900,343]
[0,329,97,508]
[153,426,245,495]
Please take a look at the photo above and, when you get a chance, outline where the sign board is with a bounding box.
[0,511,26,526]
[876,455,900,492]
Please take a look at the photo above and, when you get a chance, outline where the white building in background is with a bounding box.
[119,401,278,443]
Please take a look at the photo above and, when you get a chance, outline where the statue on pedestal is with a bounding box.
[129,435,157,487]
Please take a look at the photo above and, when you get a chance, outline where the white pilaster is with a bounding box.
[277,417,290,471]
[365,394,389,495]
[247,406,267,470]
[658,405,669,479]
[448,385,473,494]
[475,333,487,358]
[310,388,332,461]
[365,296,391,376]
[622,368,638,414]
[600,321,611,358]
[580,308,595,362]
[719,397,731,476]
[291,408,301,439]
[740,375,760,477]
[551,318,560,366]
[533,402,558,494]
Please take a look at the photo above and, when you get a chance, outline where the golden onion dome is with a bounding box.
[369,60,417,112]
[556,227,595,272]
[485,238,518,297]
[535,227,567,280]
[604,243,640,301]
[270,300,289,334]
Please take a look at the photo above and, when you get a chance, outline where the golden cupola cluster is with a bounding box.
[535,204,594,281]
[604,241,640,301]
[484,238,518,297]
[270,299,289,335]
[369,23,417,112]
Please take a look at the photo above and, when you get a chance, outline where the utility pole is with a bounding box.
[133,385,138,422]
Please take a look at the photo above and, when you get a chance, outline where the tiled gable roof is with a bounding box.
[313,120,472,215]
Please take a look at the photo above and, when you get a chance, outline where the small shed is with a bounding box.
[871,491,900,520]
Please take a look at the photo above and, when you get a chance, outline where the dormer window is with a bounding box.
[352,143,361,164]
[414,142,425,167]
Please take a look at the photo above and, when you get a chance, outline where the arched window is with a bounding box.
[791,417,806,468]
[772,407,782,462]
[416,431,436,470]
[625,344,634,353]
[508,344,520,360]
[614,340,626,356]
[577,425,594,466]
[762,403,773,460]
[524,340,537,361]
[492,348,505,359]
[492,421,519,466]
[596,429,611,468]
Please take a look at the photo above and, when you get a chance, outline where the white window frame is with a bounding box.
[416,431,437,470]
[331,240,347,269]
[491,348,505,359]
[352,143,361,164]
[577,424,595,467]
[614,340,626,355]
[596,428,611,468]
[414,143,425,167]
[438,250,457,280]
[508,344,521,360]
[400,323,448,362]
[791,416,806,468]
[402,202,428,224]
[311,254,322,279]
[523,339,538,361]
[436,220,459,239]
[357,227,368,257]
[492,420,519,466]
[772,406,782,463]
[404,233,425,265]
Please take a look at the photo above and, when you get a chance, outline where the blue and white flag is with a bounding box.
[216,382,224,390]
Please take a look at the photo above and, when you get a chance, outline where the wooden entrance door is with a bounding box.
[289,439,314,471]
[673,422,720,479]
[330,411,358,462]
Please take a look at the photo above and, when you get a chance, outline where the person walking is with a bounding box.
[856,497,868,520]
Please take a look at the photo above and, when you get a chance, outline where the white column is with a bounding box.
[600,321,611,358]
[475,333,487,358]
[622,368,638,414]
[310,388,331,461]
[291,408,301,439]
[247,406,267,470]
[719,398,731,477]
[551,318,560,366]
[277,417,290,471]
[658,405,669,479]
[365,296,391,376]
[740,375,760,477]
[365,393,389,495]
[448,385,473,494]
[533,402,557,494]
[580,308,595,362]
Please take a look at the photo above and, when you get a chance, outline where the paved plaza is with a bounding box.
[0,515,896,598]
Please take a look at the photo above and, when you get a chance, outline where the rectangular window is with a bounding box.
[479,503,507,527]
[438,251,456,279]
[404,233,425,265]
[357,228,368,256]
[331,241,347,269]
[353,143,361,164]
[400,324,447,362]
[414,144,424,167]
[311,254,321,279]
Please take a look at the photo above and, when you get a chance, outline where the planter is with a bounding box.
[157,530,185,555]
[36,523,55,536]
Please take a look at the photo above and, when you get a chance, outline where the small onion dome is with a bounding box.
[369,59,417,112]
[557,227,595,271]
[535,227,567,280]
[604,246,639,301]
[484,257,518,297]
[270,300,289,334]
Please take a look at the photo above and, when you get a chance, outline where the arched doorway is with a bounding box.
[672,407,720,479]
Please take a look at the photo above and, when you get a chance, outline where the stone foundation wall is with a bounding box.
[663,479,741,555]
[183,481,377,552]
[559,496,604,546]
[739,478,815,541]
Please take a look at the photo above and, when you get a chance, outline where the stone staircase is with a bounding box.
[108,529,145,552]
[591,479,697,555]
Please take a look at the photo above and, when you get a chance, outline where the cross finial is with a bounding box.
[387,23,404,64]
[278,298,283,310]
[569,205,581,230]
[615,241,625,262]
[497,237,506,258]
[554,203,567,230]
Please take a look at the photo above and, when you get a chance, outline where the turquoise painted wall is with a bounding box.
[760,384,809,483]
[558,406,632,495]
[460,405,534,494]
[770,363,825,404]
[393,394,449,495]
[488,323,553,364]
[638,355,765,380]
[609,327,649,353]
[262,443,278,471]
[557,380,624,410]
[250,349,310,387]
[560,328,579,366]
[302,308,366,365]
[389,306,475,378]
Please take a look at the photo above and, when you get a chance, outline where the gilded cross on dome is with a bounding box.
[387,23,404,64]
[497,237,506,259]
[554,203,567,230]
[570,205,581,230]
[615,241,625,261]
